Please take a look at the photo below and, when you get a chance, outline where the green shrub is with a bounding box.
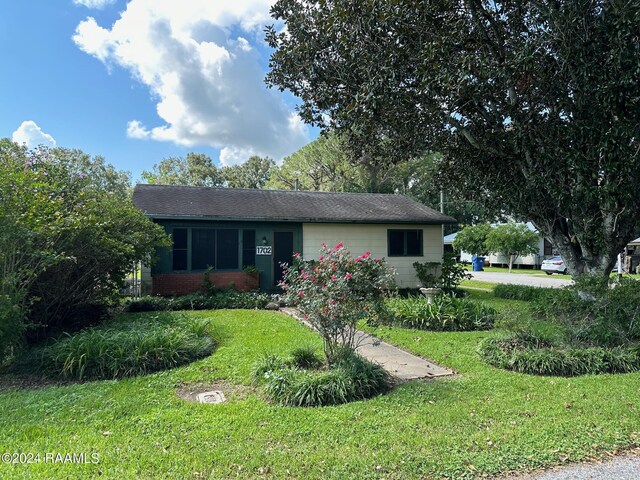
[386,295,495,331]
[0,292,26,362]
[531,279,640,348]
[281,243,395,365]
[493,284,557,302]
[479,336,640,376]
[126,291,271,313]
[335,351,391,399]
[290,345,324,369]
[252,353,289,383]
[257,350,391,407]
[413,255,471,292]
[31,313,215,380]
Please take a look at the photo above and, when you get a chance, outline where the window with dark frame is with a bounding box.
[191,229,216,270]
[171,227,257,272]
[216,229,239,270]
[242,230,256,268]
[387,229,423,257]
[172,228,188,270]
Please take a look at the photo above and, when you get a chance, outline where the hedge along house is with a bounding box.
[132,184,457,295]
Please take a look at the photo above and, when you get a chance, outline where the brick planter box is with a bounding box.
[152,272,259,296]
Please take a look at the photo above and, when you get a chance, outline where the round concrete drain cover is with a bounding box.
[197,390,226,404]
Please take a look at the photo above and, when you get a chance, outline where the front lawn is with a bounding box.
[1,308,638,479]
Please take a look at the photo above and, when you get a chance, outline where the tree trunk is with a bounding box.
[532,218,625,286]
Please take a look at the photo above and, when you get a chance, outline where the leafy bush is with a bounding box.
[481,278,640,376]
[281,242,395,365]
[0,141,170,355]
[252,353,289,383]
[290,345,324,369]
[334,351,392,399]
[413,255,471,292]
[479,336,640,376]
[30,313,215,380]
[531,278,640,348]
[493,284,557,302]
[126,291,272,312]
[386,295,495,331]
[0,292,27,362]
[255,349,391,407]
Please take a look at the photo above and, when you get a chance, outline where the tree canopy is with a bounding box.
[141,153,222,187]
[266,0,640,279]
[452,223,493,257]
[485,223,539,272]
[220,155,275,189]
[0,140,169,354]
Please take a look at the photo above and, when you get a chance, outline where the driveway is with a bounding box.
[470,271,573,288]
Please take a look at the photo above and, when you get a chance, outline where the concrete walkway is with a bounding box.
[470,271,573,288]
[280,307,454,380]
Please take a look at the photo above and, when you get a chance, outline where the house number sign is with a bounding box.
[256,246,272,255]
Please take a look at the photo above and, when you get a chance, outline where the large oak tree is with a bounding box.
[266,0,640,279]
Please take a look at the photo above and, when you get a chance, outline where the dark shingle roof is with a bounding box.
[132,184,457,224]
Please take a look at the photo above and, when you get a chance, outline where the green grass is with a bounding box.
[1,309,639,479]
[460,279,499,291]
[30,312,215,380]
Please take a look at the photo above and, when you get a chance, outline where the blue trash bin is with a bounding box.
[472,256,485,272]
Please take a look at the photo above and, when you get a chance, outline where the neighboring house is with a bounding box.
[623,237,640,273]
[132,184,456,294]
[444,223,555,269]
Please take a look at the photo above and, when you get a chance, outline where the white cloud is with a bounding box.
[73,0,309,164]
[12,121,57,148]
[219,146,260,167]
[126,120,150,139]
[73,0,116,9]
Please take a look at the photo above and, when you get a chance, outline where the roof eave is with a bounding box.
[143,213,457,225]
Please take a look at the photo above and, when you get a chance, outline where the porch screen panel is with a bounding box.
[216,229,239,269]
[172,228,188,270]
[242,230,256,267]
[192,229,216,270]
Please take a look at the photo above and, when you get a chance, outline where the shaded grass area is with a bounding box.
[0,309,638,479]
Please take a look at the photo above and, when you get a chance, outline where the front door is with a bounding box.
[273,231,294,286]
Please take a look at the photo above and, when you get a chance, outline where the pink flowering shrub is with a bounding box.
[280,242,395,364]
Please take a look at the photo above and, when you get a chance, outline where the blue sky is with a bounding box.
[0,0,316,181]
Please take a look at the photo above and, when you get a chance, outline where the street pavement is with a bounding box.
[503,452,640,480]
[470,271,573,288]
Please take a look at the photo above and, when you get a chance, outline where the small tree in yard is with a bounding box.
[452,224,492,258]
[280,243,395,365]
[486,224,539,273]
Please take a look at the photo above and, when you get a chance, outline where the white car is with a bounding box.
[541,256,567,275]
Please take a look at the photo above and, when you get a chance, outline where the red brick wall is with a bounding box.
[152,272,259,296]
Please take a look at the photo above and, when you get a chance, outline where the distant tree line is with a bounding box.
[141,134,492,231]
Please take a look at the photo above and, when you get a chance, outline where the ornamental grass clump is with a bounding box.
[253,348,391,407]
[280,242,396,365]
[33,312,215,380]
[479,277,640,376]
[386,295,495,331]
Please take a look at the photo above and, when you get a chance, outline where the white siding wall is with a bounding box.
[302,223,443,288]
